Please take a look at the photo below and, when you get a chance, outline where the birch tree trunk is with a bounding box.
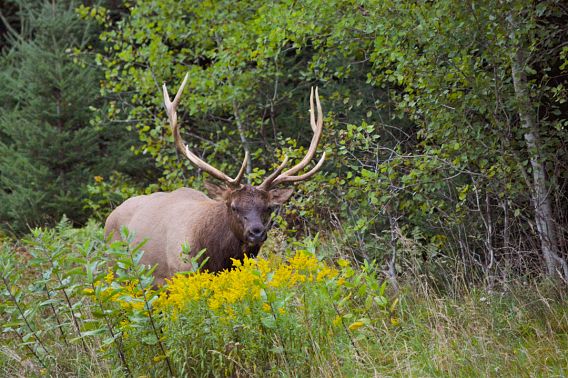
[510,38,568,280]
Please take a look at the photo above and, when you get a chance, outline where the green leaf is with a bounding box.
[141,334,159,345]
[261,315,276,329]
[70,328,106,341]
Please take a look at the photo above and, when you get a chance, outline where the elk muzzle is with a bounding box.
[245,223,267,245]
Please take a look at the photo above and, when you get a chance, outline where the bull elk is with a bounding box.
[104,74,325,285]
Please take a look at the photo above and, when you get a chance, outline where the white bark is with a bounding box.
[510,44,567,280]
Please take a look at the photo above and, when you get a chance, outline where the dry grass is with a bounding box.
[362,280,568,377]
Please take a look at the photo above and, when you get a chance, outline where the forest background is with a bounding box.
[0,0,567,376]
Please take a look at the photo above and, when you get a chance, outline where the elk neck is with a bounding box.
[196,200,260,271]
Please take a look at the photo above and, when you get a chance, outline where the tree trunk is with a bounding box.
[510,41,568,280]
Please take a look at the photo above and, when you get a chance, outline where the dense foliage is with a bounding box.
[1,0,565,279]
[82,0,568,282]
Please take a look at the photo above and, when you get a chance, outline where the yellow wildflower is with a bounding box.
[83,287,94,295]
[337,258,350,268]
[208,297,222,311]
[262,303,271,313]
[255,257,271,279]
[153,355,167,362]
[288,250,319,272]
[332,315,342,327]
[269,265,292,288]
[316,266,338,282]
[156,250,343,319]
[104,270,114,284]
[348,321,364,331]
[231,258,242,268]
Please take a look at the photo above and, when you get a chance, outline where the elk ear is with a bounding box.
[204,182,228,199]
[269,188,294,206]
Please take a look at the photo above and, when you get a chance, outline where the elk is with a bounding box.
[104,74,325,285]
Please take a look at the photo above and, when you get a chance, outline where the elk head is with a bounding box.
[163,74,325,246]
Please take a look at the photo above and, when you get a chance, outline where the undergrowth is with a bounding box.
[1,220,567,377]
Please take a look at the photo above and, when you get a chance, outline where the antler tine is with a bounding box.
[163,74,248,188]
[272,152,325,185]
[163,73,189,156]
[233,150,249,186]
[309,86,317,132]
[281,87,323,177]
[262,87,325,189]
[258,155,289,191]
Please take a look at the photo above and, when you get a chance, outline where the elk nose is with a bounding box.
[250,226,264,237]
[247,227,266,243]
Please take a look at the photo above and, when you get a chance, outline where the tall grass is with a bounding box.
[384,282,568,376]
[1,221,567,377]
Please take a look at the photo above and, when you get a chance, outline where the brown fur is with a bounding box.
[104,186,292,286]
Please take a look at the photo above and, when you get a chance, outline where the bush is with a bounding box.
[0,221,396,377]
[158,250,392,376]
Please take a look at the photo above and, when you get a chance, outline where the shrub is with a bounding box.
[0,221,395,377]
[157,251,392,376]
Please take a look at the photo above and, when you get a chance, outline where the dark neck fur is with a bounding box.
[196,201,260,272]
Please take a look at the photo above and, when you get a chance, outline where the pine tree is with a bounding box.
[0,0,145,234]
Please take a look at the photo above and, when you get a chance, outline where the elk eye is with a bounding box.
[231,204,238,213]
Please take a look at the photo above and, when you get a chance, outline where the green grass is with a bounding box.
[387,286,567,377]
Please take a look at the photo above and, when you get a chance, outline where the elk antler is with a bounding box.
[163,73,248,188]
[258,87,326,190]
